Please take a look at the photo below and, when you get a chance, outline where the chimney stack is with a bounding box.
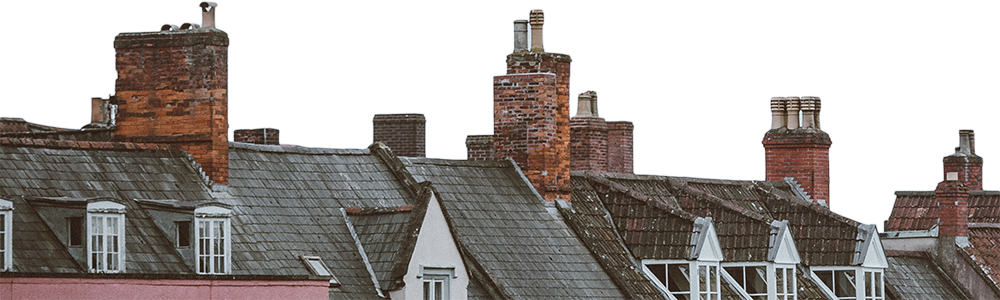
[943,130,983,190]
[234,128,279,145]
[763,96,832,206]
[606,121,634,174]
[373,114,426,157]
[466,135,495,161]
[570,91,608,172]
[112,3,229,186]
[513,20,529,53]
[936,172,970,237]
[200,2,217,28]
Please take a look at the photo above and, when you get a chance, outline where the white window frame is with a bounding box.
[0,199,12,271]
[812,266,884,300]
[642,260,721,300]
[418,266,456,300]
[722,262,797,300]
[86,201,126,273]
[863,269,885,300]
[195,205,231,275]
[774,264,797,300]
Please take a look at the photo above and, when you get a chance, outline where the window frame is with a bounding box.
[175,220,192,248]
[642,260,721,300]
[86,201,126,273]
[67,216,84,247]
[812,266,884,300]
[0,198,12,271]
[194,205,232,275]
[418,265,456,300]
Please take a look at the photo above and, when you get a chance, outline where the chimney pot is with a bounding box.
[770,97,787,129]
[529,10,544,52]
[513,20,529,53]
[785,97,801,130]
[575,91,598,117]
[800,96,819,129]
[200,2,217,28]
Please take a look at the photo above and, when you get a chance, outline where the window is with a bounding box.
[419,266,456,300]
[776,266,796,300]
[724,265,768,300]
[195,204,231,275]
[68,217,84,247]
[0,199,11,271]
[176,221,191,247]
[864,270,884,300]
[301,255,340,287]
[86,201,125,273]
[815,269,857,300]
[698,265,720,300]
[647,263,691,299]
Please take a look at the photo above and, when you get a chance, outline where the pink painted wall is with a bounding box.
[0,277,329,300]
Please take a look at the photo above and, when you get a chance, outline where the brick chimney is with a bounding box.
[606,121,634,174]
[762,96,832,206]
[494,10,572,202]
[466,135,494,161]
[234,128,279,145]
[570,91,608,172]
[111,2,229,186]
[372,114,425,157]
[936,172,970,237]
[943,130,983,190]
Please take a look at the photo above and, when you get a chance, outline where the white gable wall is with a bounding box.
[389,193,468,300]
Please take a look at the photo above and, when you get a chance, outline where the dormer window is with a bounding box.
[0,198,12,271]
[195,204,231,275]
[87,200,126,273]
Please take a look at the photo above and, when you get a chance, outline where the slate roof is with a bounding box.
[403,157,627,300]
[226,142,417,299]
[345,205,419,291]
[887,191,1000,232]
[962,226,1000,291]
[883,251,968,300]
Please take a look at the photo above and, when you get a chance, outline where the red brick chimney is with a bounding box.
[111,2,229,186]
[234,128,279,145]
[373,114,425,157]
[762,96,831,206]
[494,10,572,202]
[466,135,494,161]
[943,130,983,190]
[937,172,970,237]
[570,91,608,172]
[606,121,634,174]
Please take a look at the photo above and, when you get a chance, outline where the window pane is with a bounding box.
[176,221,191,247]
[667,264,690,293]
[710,266,718,293]
[776,268,786,294]
[699,266,708,292]
[834,270,856,297]
[424,281,430,300]
[816,271,833,292]
[724,267,745,288]
[875,272,882,297]
[648,264,667,285]
[747,266,767,295]
[69,217,83,246]
[865,272,873,297]
[435,281,443,300]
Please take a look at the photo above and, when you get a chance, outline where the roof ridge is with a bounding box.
[0,137,175,151]
[404,157,510,168]
[228,141,369,155]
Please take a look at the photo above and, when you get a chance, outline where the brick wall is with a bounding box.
[570,117,607,172]
[234,128,279,145]
[373,114,425,157]
[763,130,832,205]
[494,52,572,202]
[943,130,983,190]
[606,121,634,174]
[465,135,494,161]
[111,28,229,185]
[936,179,970,237]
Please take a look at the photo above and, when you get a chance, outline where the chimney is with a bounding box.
[513,20,529,53]
[936,172,970,237]
[529,10,544,52]
[606,121,634,174]
[943,130,983,190]
[200,2,217,28]
[762,96,832,206]
[570,91,608,172]
[373,114,425,157]
[90,97,115,125]
[234,128,279,145]
[466,135,495,161]
[112,3,229,186]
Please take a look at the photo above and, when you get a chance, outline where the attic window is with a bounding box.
[0,198,11,271]
[418,266,456,300]
[195,204,232,275]
[814,269,857,300]
[68,217,84,247]
[301,255,340,286]
[176,221,191,248]
[644,261,720,300]
[86,200,126,273]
